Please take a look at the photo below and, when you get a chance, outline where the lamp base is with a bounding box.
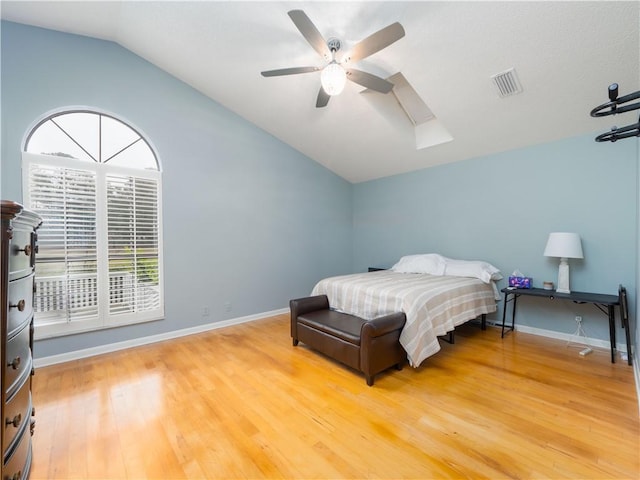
[556,258,571,294]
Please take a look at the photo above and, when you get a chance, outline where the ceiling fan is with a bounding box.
[261,10,405,108]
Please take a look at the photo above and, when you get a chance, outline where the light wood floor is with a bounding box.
[30,314,638,479]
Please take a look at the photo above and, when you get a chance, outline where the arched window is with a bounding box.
[22,109,163,338]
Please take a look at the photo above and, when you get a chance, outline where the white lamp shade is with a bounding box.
[543,232,584,259]
[321,62,346,96]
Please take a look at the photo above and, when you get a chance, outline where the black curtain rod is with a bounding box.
[591,83,640,142]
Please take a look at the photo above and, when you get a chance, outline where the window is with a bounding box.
[22,110,163,338]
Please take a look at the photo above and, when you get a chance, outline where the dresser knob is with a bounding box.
[7,357,20,370]
[9,300,25,312]
[9,299,26,312]
[16,244,32,256]
[5,414,21,428]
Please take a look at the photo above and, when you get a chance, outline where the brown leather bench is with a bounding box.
[290,295,407,386]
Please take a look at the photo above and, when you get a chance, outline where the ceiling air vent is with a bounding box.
[491,68,523,98]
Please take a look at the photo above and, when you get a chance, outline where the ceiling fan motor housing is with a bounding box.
[327,38,341,54]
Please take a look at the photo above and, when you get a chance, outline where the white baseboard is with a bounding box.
[34,308,289,368]
[35,311,637,378]
[510,323,629,354]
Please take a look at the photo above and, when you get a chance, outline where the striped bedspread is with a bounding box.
[311,271,497,367]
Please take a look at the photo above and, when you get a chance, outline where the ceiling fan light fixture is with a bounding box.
[321,62,346,96]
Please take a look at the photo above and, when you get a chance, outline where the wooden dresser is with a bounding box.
[1,200,41,480]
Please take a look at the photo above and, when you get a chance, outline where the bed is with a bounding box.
[310,254,501,367]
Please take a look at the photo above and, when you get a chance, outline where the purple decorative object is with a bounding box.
[508,276,532,288]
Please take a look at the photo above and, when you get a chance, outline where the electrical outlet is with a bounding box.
[224,302,232,313]
[575,315,582,323]
[202,306,210,317]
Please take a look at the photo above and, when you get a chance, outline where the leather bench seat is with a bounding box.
[297,310,365,345]
[290,294,407,386]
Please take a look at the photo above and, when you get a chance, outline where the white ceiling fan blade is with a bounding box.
[261,66,320,77]
[345,69,394,93]
[341,22,405,65]
[288,10,331,60]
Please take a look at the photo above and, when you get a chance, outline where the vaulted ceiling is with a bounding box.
[2,1,639,182]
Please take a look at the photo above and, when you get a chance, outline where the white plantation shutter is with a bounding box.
[107,174,161,318]
[27,161,99,326]
[22,110,163,338]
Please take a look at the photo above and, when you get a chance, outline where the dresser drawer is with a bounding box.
[7,228,34,282]
[2,417,31,480]
[3,380,31,459]
[6,276,33,339]
[4,323,32,398]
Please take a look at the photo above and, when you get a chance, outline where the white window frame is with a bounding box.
[21,111,164,339]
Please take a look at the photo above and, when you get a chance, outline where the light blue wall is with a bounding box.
[1,21,353,358]
[353,135,637,345]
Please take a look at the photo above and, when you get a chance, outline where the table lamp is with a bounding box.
[543,232,583,294]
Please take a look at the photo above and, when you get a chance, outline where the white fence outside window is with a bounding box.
[34,272,159,318]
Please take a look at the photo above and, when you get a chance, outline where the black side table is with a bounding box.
[500,287,631,365]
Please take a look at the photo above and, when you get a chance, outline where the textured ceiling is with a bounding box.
[2,1,639,183]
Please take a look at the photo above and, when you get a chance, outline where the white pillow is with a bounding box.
[391,254,446,275]
[442,257,503,284]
